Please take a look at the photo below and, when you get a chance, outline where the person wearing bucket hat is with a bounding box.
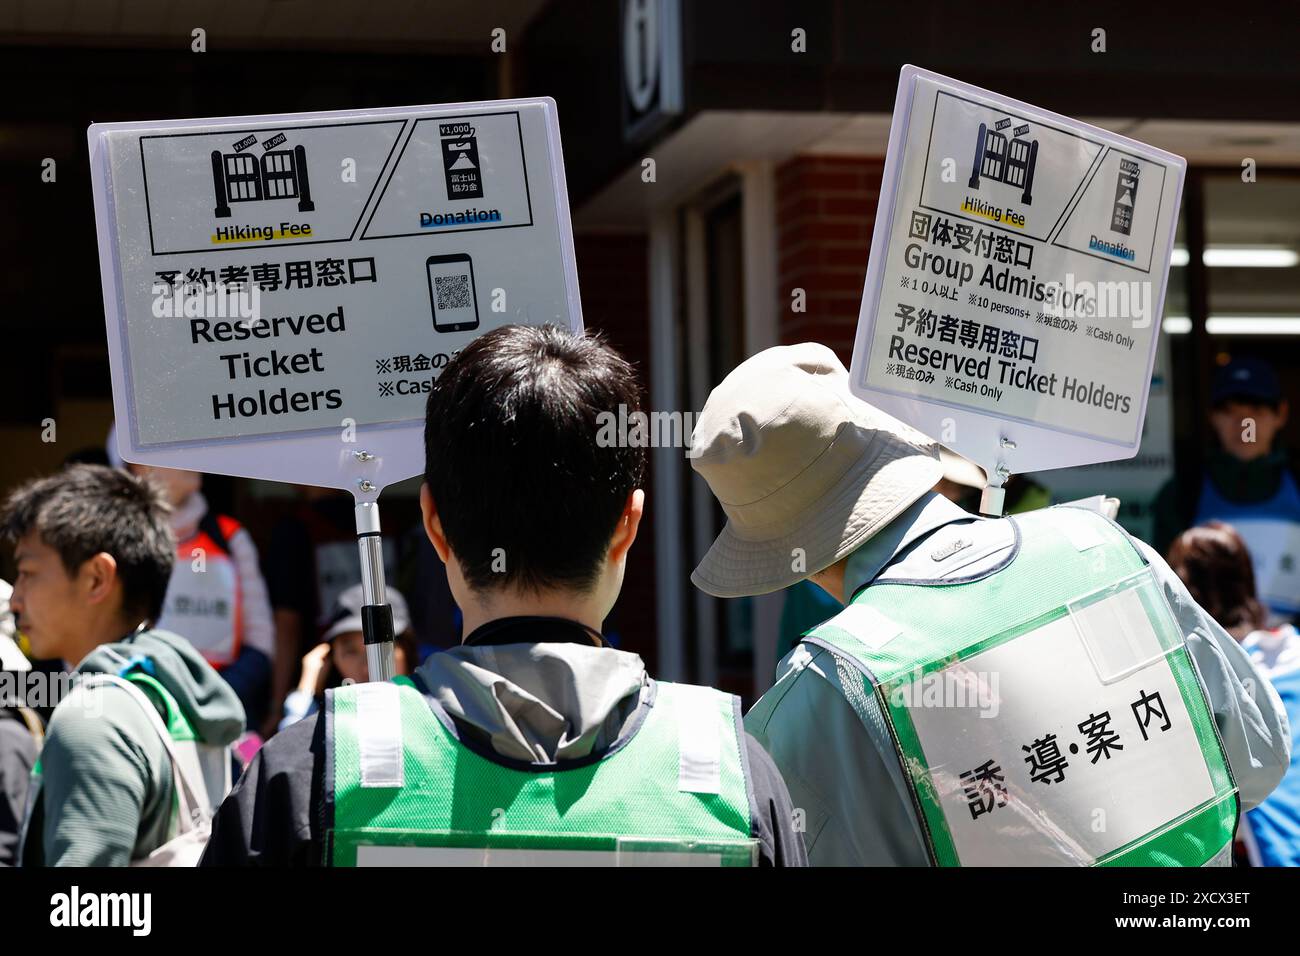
[691,343,1291,866]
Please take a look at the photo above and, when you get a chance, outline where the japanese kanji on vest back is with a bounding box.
[803,506,1238,866]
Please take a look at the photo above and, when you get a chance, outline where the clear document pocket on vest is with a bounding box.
[1067,567,1186,684]
[881,569,1237,866]
[347,833,759,867]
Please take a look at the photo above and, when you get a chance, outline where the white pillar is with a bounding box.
[649,211,686,682]
[738,160,785,696]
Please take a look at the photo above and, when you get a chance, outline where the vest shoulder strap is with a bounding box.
[72,673,213,818]
[655,681,746,796]
[805,505,1145,678]
[336,678,746,796]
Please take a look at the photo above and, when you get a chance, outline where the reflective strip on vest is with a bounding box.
[804,506,1238,867]
[675,684,722,794]
[156,527,241,667]
[326,680,759,867]
[355,681,404,789]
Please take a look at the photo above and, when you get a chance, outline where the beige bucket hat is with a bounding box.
[690,343,943,598]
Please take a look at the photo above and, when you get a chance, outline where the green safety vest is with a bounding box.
[801,505,1238,867]
[326,677,760,866]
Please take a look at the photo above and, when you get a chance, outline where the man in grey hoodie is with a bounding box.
[1,465,244,866]
[202,325,806,866]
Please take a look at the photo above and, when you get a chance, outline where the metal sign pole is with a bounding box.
[354,495,395,683]
[978,436,1016,517]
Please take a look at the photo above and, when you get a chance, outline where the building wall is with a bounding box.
[572,231,658,669]
[776,155,885,364]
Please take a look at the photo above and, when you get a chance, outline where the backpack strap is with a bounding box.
[197,510,234,554]
[0,705,43,745]
[75,674,212,830]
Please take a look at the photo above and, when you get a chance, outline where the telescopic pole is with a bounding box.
[355,495,395,682]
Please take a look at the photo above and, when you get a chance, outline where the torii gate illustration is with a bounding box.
[968,121,1038,207]
[212,141,315,219]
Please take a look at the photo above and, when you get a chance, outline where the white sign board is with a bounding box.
[89,97,582,495]
[903,574,1221,865]
[850,66,1185,479]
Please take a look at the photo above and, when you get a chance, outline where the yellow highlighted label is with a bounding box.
[966,205,1023,229]
[210,225,313,244]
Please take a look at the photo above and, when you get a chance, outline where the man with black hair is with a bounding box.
[1,465,244,865]
[201,324,805,867]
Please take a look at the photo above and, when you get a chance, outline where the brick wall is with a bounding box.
[776,155,885,365]
[573,231,658,672]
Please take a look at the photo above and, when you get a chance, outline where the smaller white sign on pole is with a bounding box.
[89,97,583,679]
[849,66,1185,512]
[90,96,582,495]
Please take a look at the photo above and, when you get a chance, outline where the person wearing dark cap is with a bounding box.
[1153,356,1300,619]
[275,584,416,733]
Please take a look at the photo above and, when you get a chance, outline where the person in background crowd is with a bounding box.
[1154,357,1300,620]
[262,486,400,739]
[1,466,243,865]
[277,584,416,731]
[110,428,275,731]
[202,325,805,867]
[1167,522,1300,867]
[0,579,40,867]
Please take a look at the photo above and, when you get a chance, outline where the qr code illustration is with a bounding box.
[434,273,472,310]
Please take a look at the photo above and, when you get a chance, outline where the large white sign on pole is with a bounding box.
[90,97,582,495]
[850,66,1184,506]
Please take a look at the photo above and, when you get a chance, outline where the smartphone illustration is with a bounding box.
[427,253,480,333]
